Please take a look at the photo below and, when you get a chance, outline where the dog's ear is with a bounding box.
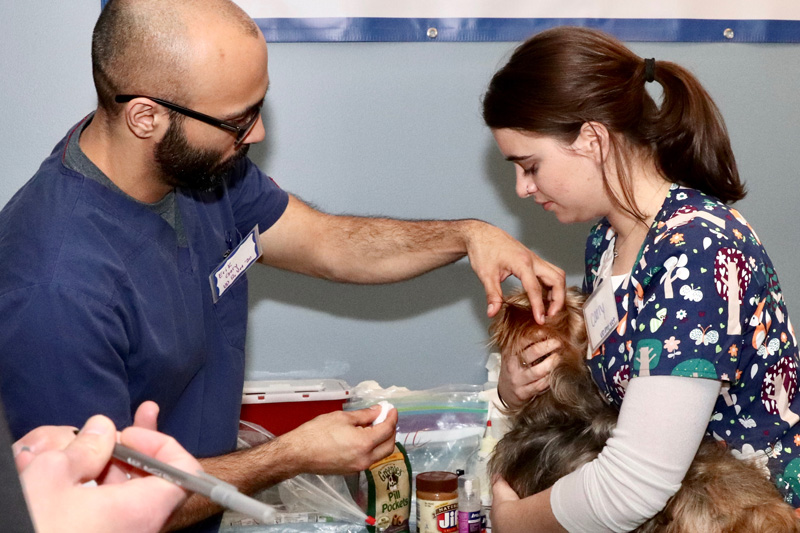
[489,287,587,355]
[538,287,587,372]
[564,288,588,352]
[487,286,591,410]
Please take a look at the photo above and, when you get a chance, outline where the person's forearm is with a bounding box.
[259,195,564,321]
[164,435,304,530]
[290,214,478,283]
[493,487,566,533]
[550,376,720,532]
[259,195,482,283]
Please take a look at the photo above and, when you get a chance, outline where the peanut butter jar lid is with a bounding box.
[416,471,458,494]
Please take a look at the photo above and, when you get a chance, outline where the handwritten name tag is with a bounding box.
[209,225,262,303]
[583,276,619,352]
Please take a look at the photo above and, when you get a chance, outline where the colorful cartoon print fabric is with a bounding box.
[583,185,800,504]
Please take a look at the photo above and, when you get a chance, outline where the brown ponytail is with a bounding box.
[483,26,746,205]
[643,60,745,202]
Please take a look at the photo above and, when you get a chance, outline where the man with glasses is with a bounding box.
[0,0,565,530]
[113,94,264,192]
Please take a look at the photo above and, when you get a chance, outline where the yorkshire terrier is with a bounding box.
[488,288,799,532]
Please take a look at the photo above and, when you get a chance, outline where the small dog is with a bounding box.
[488,288,799,533]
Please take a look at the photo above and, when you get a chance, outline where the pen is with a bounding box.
[113,442,276,523]
[74,429,277,524]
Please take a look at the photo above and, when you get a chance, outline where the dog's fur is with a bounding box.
[488,288,799,532]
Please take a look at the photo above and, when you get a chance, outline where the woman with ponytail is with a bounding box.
[484,26,798,532]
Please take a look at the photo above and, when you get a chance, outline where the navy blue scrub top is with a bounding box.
[0,123,289,459]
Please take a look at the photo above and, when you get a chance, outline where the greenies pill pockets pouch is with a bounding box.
[365,443,412,533]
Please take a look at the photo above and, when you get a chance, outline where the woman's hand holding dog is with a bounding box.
[498,338,561,409]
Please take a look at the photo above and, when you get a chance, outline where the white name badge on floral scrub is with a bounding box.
[209,225,262,303]
[583,242,619,352]
[583,277,620,352]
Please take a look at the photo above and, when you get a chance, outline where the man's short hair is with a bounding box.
[91,0,259,112]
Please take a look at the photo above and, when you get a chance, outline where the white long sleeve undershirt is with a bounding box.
[550,375,722,532]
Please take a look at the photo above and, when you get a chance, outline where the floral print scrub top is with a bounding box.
[583,185,800,504]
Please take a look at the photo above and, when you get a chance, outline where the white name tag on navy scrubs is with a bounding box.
[209,225,262,303]
[583,243,619,352]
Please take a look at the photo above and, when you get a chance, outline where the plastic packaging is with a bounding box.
[237,421,373,526]
[364,443,412,533]
[466,419,499,533]
[348,383,489,481]
[466,422,497,501]
[457,475,482,533]
[281,473,373,526]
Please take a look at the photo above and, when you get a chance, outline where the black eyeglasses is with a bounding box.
[115,94,262,147]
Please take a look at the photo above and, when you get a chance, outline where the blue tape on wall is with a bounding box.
[97,1,800,43]
[252,17,800,43]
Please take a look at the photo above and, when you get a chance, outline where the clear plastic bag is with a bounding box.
[230,420,367,533]
[279,473,368,524]
[348,383,489,477]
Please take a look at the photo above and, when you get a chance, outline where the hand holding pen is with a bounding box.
[14,404,275,533]
[112,434,277,524]
[15,414,204,533]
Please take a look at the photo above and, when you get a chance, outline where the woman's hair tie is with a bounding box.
[644,58,656,83]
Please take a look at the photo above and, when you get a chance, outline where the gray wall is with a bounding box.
[3,3,799,391]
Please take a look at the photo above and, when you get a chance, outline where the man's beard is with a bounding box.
[154,118,250,192]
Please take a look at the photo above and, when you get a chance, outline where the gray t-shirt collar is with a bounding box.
[64,115,186,245]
